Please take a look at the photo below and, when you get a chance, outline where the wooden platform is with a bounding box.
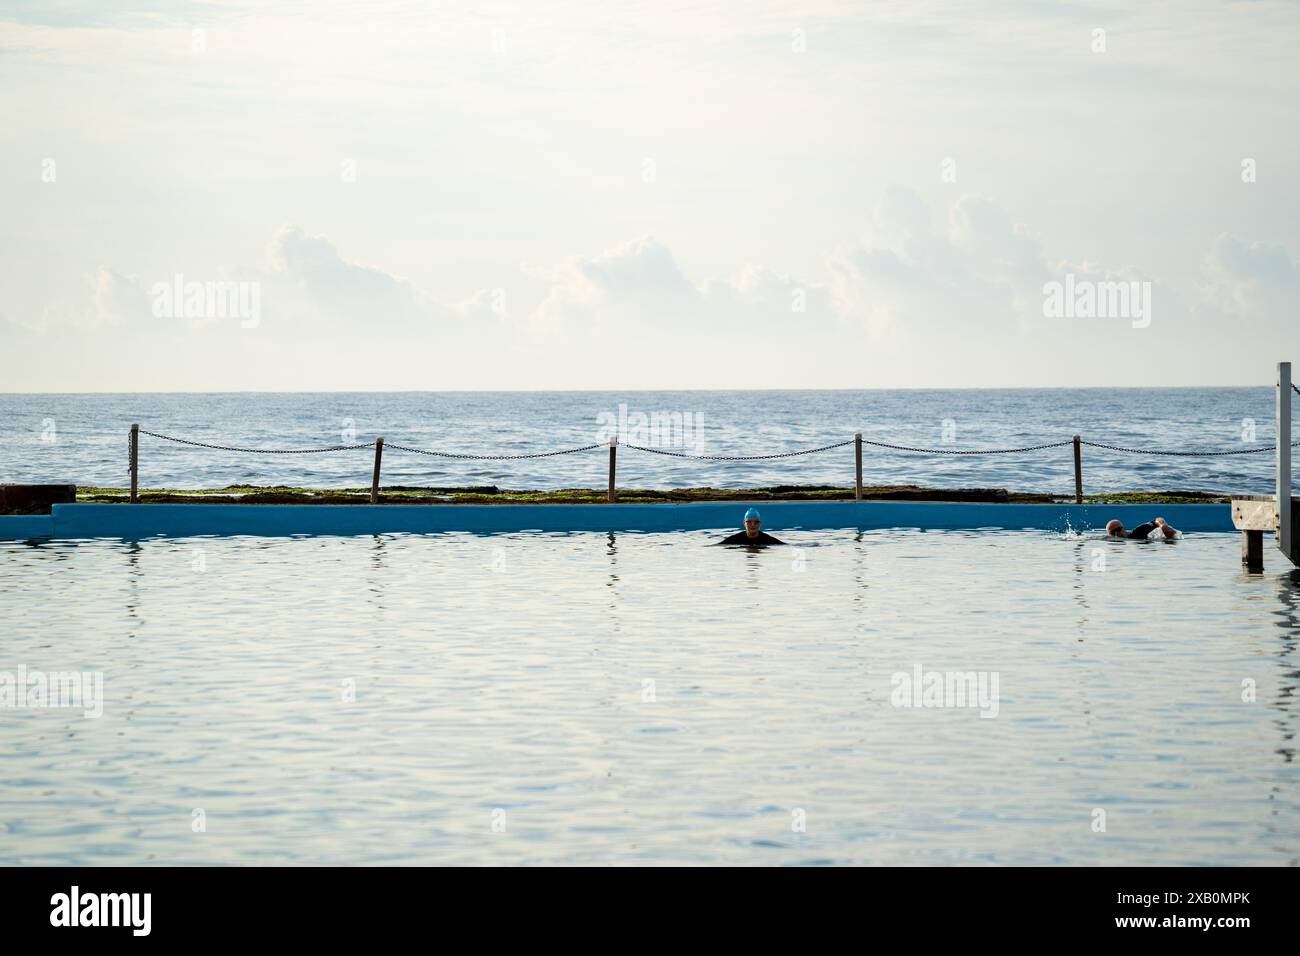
[1230,494,1300,570]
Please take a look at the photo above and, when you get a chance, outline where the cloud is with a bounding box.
[89,266,151,326]
[21,195,1221,392]
[265,225,431,323]
[65,196,1160,353]
[446,288,508,322]
[524,237,697,334]
[44,224,495,339]
[1197,233,1299,320]
[701,264,833,329]
[827,190,1156,339]
[522,235,827,340]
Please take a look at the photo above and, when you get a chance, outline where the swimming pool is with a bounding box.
[1,528,1297,865]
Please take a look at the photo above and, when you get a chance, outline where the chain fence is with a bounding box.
[139,429,372,455]
[135,427,1299,463]
[104,378,1300,502]
[620,439,854,461]
[383,440,606,461]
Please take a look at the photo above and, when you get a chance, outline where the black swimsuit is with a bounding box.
[719,530,785,546]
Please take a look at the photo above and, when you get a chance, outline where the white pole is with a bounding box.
[1278,361,1292,559]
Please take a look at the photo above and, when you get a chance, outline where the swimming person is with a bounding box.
[718,508,785,546]
[1105,516,1179,540]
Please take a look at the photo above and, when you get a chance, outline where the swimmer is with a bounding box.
[718,508,785,546]
[1105,516,1179,540]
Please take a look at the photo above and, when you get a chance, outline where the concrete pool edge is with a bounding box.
[0,514,56,538]
[0,500,1236,538]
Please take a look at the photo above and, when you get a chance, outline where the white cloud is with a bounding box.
[89,266,151,326]
[524,237,696,335]
[265,225,430,323]
[701,265,833,329]
[1197,233,1299,320]
[522,236,826,342]
[829,191,1085,336]
[8,195,1291,391]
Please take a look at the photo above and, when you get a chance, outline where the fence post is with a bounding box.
[855,433,863,501]
[1072,435,1082,503]
[1278,362,1292,562]
[370,437,384,504]
[130,423,139,504]
[607,437,618,503]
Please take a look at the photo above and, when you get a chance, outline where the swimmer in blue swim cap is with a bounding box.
[718,508,785,546]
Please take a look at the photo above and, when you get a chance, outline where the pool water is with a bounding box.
[1,529,1297,865]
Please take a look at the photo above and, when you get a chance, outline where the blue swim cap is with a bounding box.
[743,508,761,522]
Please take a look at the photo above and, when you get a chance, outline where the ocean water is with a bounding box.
[1,529,1297,866]
[0,388,1292,493]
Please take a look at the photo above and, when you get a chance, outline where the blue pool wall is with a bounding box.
[0,501,1236,539]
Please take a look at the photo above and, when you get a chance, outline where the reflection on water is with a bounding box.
[1,529,1298,865]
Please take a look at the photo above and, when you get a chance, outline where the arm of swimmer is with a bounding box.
[1154,517,1179,538]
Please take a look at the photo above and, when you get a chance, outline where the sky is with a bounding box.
[1,0,1298,391]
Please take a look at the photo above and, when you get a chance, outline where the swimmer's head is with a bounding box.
[1105,519,1125,537]
[743,508,761,536]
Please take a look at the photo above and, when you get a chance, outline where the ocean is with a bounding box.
[0,388,1291,494]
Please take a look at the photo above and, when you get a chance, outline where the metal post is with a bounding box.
[1072,435,1082,504]
[1279,362,1292,560]
[854,433,863,501]
[1242,529,1264,572]
[370,437,384,504]
[607,437,618,503]
[130,423,139,503]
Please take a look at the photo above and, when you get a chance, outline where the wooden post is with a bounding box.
[1242,529,1264,572]
[854,433,863,501]
[607,437,618,503]
[1072,435,1083,504]
[130,423,139,504]
[370,437,384,504]
[1278,362,1292,560]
